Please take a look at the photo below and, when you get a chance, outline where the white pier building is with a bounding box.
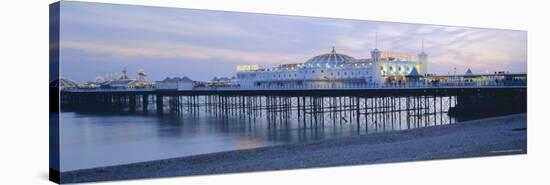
[236,44,427,88]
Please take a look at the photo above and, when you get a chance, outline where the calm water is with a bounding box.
[60,96,463,171]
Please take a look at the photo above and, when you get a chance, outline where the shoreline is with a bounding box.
[60,113,527,184]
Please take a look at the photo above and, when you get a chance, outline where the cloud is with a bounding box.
[60,3,270,43]
[61,38,314,67]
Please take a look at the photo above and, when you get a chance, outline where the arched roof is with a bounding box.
[304,47,354,68]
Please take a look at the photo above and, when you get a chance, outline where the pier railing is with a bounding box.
[195,81,526,91]
[62,81,526,93]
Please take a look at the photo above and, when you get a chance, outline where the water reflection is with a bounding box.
[61,96,470,171]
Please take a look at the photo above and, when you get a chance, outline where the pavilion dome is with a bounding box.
[304,47,354,68]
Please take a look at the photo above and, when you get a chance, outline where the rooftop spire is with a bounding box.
[331,46,335,53]
[421,37,424,52]
[375,32,378,49]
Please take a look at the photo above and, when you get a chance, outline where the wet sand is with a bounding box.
[60,113,527,184]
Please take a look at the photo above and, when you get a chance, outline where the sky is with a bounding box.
[59,1,527,82]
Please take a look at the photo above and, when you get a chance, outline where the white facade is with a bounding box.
[237,47,427,88]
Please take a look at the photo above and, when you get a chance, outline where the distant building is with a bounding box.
[463,69,477,82]
[405,67,422,82]
[209,76,237,87]
[465,68,473,75]
[156,77,194,90]
[236,65,259,72]
[100,69,154,89]
[77,81,100,89]
[102,79,135,89]
[50,77,78,90]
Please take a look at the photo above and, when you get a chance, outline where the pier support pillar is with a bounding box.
[156,95,164,114]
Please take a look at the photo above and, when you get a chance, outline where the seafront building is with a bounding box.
[235,44,428,88]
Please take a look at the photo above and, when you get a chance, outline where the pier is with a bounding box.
[59,85,526,132]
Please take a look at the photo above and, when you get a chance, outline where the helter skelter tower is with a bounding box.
[417,38,428,75]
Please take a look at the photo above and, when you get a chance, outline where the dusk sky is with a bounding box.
[59,1,527,82]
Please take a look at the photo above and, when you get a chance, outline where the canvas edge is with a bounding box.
[49,1,61,184]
